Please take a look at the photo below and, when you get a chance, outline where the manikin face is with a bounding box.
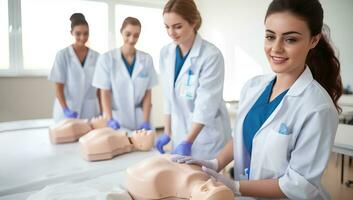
[163,12,196,45]
[264,12,320,76]
[130,130,155,151]
[71,25,89,47]
[121,24,141,48]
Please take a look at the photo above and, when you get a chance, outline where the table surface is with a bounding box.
[0,124,158,198]
[332,124,353,157]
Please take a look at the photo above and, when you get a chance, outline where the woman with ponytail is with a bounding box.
[173,0,342,199]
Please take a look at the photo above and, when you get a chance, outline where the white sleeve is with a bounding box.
[92,54,111,90]
[147,55,158,89]
[48,51,67,84]
[279,106,338,199]
[192,53,225,125]
[160,48,171,115]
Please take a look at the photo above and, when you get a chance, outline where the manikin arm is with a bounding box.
[101,89,113,119]
[55,82,68,109]
[142,89,152,122]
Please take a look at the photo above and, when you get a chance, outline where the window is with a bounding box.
[0,0,9,69]
[115,4,170,72]
[21,0,108,70]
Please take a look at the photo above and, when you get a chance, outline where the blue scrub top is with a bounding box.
[121,53,136,77]
[243,78,289,157]
[174,45,191,84]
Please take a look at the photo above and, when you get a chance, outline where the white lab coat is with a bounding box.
[92,48,158,130]
[160,34,232,160]
[49,45,100,123]
[233,67,338,200]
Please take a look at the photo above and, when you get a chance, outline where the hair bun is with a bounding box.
[70,13,86,23]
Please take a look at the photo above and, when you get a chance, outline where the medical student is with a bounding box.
[49,13,101,123]
[92,17,158,131]
[155,0,231,160]
[172,0,343,199]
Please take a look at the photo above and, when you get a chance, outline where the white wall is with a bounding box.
[196,0,353,99]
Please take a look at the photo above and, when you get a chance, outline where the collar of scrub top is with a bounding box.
[242,77,289,158]
[121,52,136,77]
[174,45,191,84]
[68,45,90,69]
[172,34,203,87]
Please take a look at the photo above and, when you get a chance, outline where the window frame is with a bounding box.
[0,0,164,77]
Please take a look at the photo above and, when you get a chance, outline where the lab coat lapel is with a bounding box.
[68,45,85,112]
[131,51,145,81]
[113,48,131,81]
[255,66,313,136]
[175,34,202,87]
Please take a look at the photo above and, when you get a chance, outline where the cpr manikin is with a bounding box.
[49,116,110,144]
[49,119,92,143]
[79,128,155,161]
[126,155,235,200]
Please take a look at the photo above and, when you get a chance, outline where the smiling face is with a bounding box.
[71,25,89,47]
[163,12,195,46]
[121,24,141,48]
[264,11,320,76]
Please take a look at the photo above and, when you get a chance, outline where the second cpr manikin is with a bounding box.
[126,155,235,200]
[79,128,155,161]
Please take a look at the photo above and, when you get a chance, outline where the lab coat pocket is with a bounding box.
[263,129,292,177]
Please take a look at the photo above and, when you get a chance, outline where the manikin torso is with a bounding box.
[126,154,235,200]
[49,119,92,143]
[79,128,155,161]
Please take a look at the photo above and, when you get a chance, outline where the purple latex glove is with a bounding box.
[63,107,78,118]
[155,133,171,154]
[172,141,192,156]
[138,121,151,130]
[107,118,120,130]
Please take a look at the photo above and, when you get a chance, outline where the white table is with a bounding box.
[332,124,353,184]
[0,121,158,198]
[338,95,353,107]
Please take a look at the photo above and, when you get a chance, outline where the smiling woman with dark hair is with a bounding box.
[173,0,343,199]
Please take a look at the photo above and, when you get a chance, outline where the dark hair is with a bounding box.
[265,0,343,112]
[120,17,141,33]
[70,13,88,30]
[163,0,202,33]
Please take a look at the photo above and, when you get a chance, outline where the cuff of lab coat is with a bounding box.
[92,82,111,90]
[279,167,320,200]
[192,114,211,126]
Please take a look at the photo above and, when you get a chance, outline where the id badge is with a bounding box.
[180,70,196,99]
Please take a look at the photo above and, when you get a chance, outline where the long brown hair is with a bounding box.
[265,0,343,112]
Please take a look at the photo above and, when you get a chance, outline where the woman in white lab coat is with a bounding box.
[173,0,343,199]
[92,17,158,130]
[155,0,232,160]
[49,13,101,123]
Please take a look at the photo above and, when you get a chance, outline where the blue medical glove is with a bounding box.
[171,155,219,171]
[107,118,120,130]
[138,121,151,130]
[63,107,78,118]
[155,133,171,154]
[172,141,192,156]
[202,166,241,196]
